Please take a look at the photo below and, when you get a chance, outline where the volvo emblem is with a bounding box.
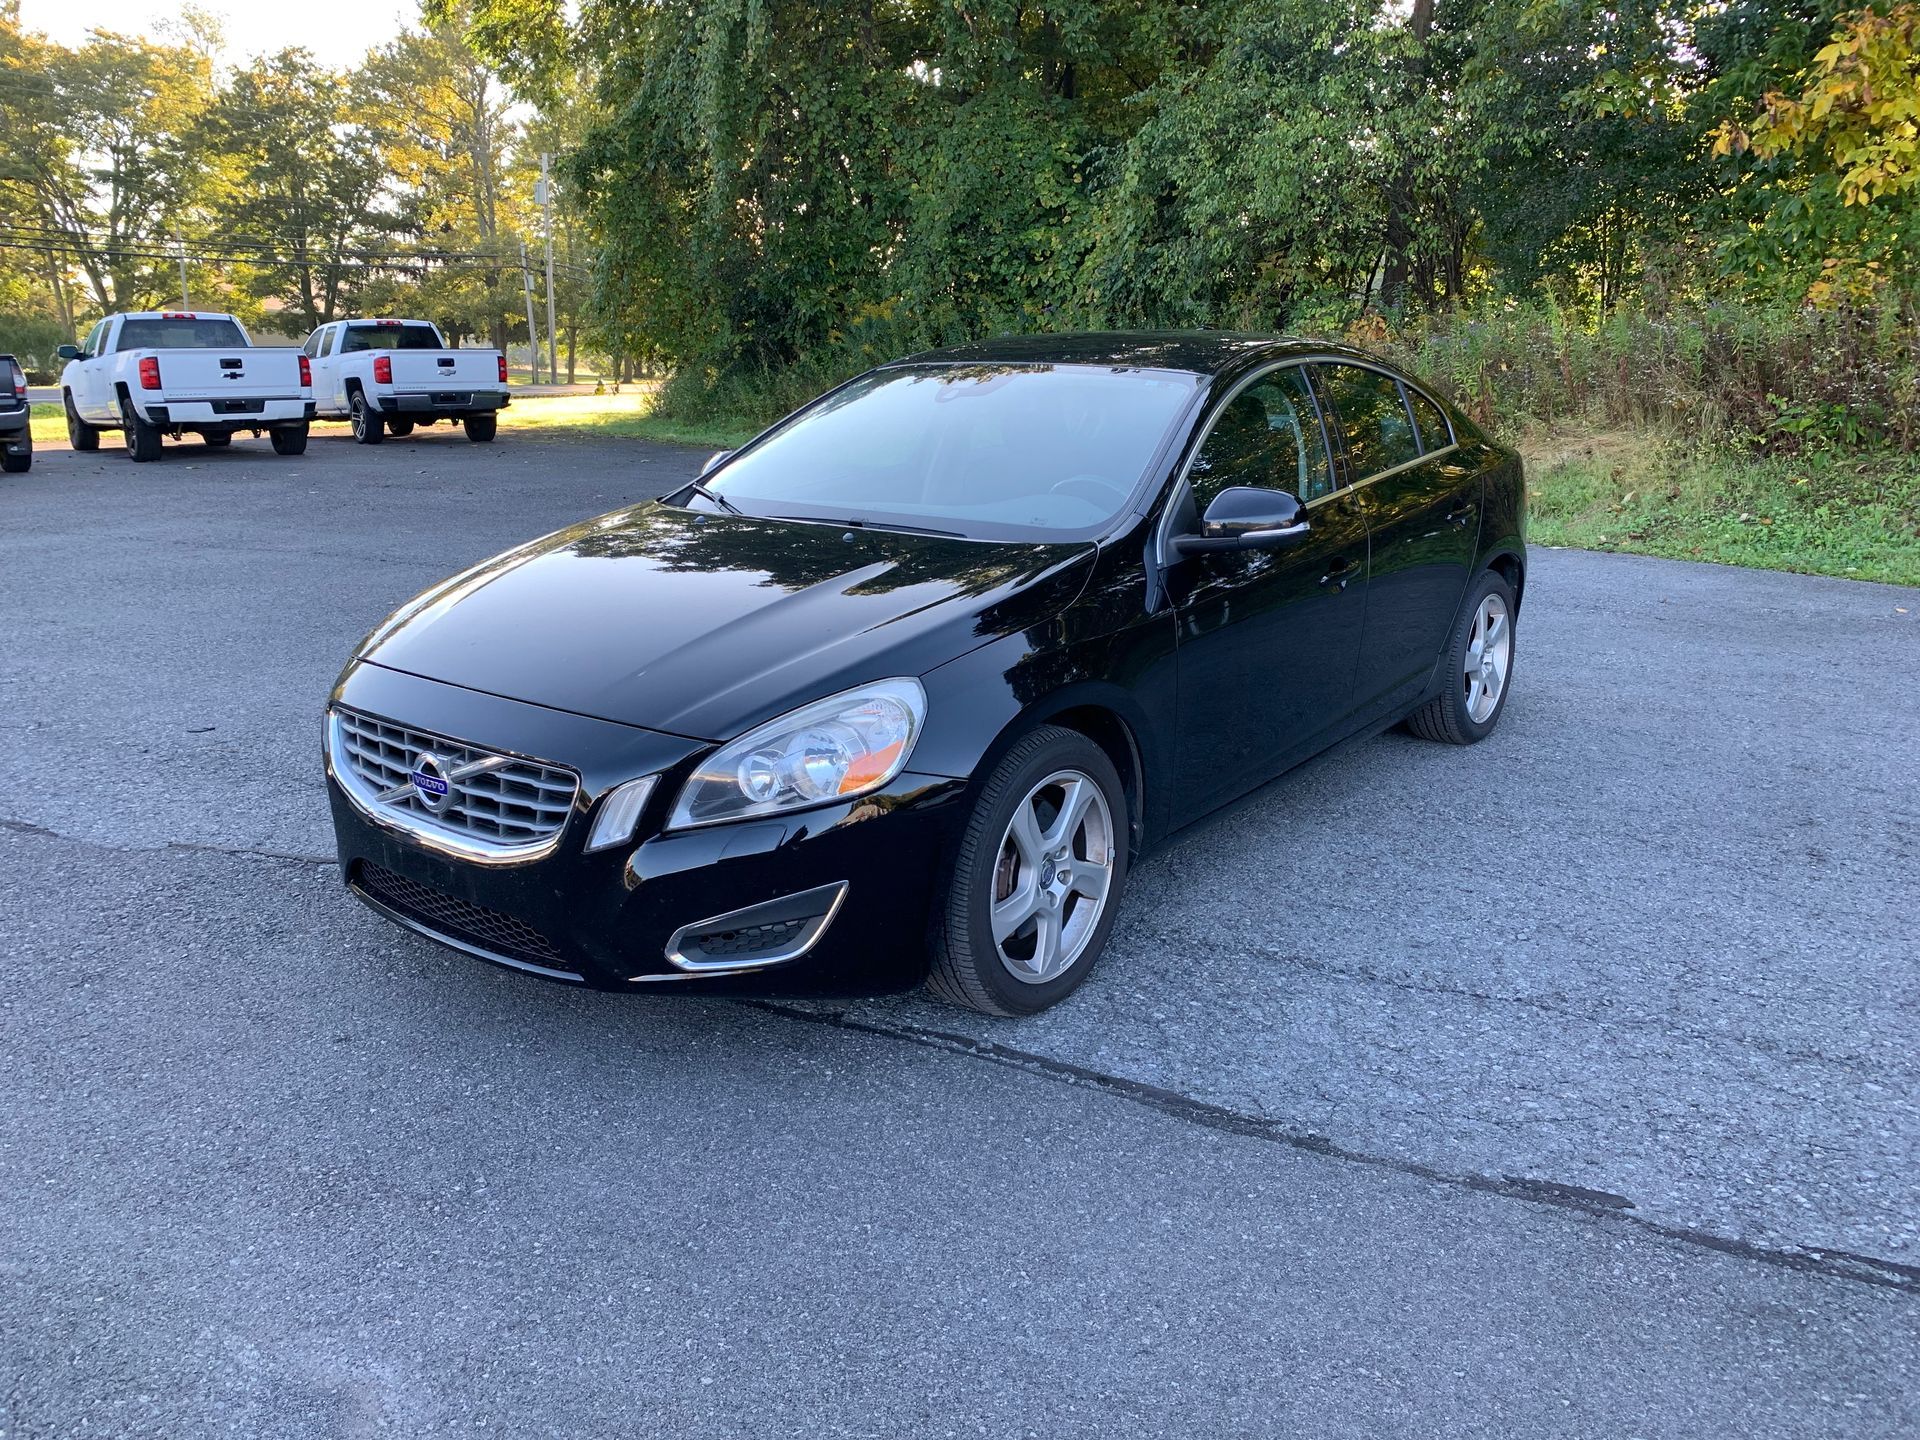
[408,753,455,814]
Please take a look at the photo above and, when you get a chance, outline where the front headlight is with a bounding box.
[667,678,926,830]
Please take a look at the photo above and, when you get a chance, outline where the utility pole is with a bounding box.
[539,153,559,386]
[517,239,541,386]
[174,235,188,308]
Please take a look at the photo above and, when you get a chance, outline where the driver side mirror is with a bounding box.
[55,344,81,362]
[700,449,733,477]
[1173,486,1311,556]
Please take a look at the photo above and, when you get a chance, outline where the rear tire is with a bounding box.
[927,725,1129,1017]
[120,395,163,463]
[1,437,29,473]
[387,419,415,437]
[202,432,231,448]
[270,423,309,456]
[462,414,497,443]
[1404,569,1517,745]
[349,389,383,445]
[65,392,100,451]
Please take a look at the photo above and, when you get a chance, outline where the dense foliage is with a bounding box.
[0,0,589,367]
[440,0,1919,399]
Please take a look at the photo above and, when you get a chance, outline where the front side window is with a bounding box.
[1318,364,1421,480]
[84,320,108,356]
[700,363,1205,542]
[116,317,249,351]
[1187,366,1336,511]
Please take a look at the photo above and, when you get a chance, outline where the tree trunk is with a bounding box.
[1380,0,1436,313]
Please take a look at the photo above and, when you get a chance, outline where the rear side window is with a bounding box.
[1317,364,1421,480]
[1188,366,1336,509]
[1407,388,1454,453]
[116,317,248,351]
[301,329,325,358]
[340,324,444,353]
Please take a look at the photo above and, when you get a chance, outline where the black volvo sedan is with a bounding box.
[325,333,1525,1015]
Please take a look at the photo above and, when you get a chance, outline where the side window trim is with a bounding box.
[1154,360,1336,564]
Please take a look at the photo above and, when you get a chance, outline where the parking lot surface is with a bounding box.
[4,427,1916,1436]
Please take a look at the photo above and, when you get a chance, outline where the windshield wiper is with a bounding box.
[682,479,744,516]
[770,513,968,540]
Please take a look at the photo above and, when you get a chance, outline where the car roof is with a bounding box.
[893,330,1381,379]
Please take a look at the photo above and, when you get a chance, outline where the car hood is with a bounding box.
[357,502,1096,740]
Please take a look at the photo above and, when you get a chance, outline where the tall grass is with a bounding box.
[1374,300,1920,454]
[653,299,1920,459]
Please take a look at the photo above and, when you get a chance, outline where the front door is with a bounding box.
[1164,364,1371,822]
[1315,363,1480,708]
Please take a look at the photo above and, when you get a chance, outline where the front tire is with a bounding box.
[927,725,1129,1017]
[463,414,497,443]
[270,423,309,456]
[120,395,163,463]
[65,392,100,451]
[1405,569,1517,744]
[349,389,383,445]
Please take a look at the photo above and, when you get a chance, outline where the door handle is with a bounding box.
[1319,557,1360,591]
[1444,500,1476,527]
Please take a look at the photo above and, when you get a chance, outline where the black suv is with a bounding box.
[0,354,29,473]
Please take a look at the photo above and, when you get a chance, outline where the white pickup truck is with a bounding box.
[57,311,313,462]
[303,319,509,444]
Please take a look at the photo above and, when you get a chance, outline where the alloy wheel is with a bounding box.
[1464,592,1511,723]
[990,769,1115,985]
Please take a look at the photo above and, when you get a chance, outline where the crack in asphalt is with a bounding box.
[746,1000,1920,1296]
[5,815,1912,1294]
[1132,922,1909,1077]
[0,816,337,871]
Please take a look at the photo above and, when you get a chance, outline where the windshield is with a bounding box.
[342,323,446,352]
[117,317,247,350]
[701,363,1204,541]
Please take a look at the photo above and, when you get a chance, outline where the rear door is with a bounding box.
[1164,363,1371,820]
[1315,362,1479,709]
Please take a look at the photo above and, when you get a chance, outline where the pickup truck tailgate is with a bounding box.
[387,351,501,388]
[151,349,305,400]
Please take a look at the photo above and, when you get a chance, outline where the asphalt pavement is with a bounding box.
[3,423,1916,1436]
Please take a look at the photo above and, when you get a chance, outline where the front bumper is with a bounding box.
[378,390,509,417]
[325,663,967,996]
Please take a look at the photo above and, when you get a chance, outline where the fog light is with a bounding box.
[585,776,657,853]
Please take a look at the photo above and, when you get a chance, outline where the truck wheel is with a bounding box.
[463,414,498,443]
[65,392,100,451]
[349,390,383,445]
[1,434,29,474]
[270,423,309,456]
[119,395,163,463]
[387,420,415,437]
[202,432,231,448]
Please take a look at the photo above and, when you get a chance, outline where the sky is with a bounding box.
[19,0,420,67]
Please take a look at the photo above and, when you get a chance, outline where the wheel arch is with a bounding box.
[1485,548,1526,615]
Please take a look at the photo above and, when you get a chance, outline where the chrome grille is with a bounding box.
[330,707,579,858]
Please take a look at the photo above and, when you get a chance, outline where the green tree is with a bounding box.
[198,48,388,332]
